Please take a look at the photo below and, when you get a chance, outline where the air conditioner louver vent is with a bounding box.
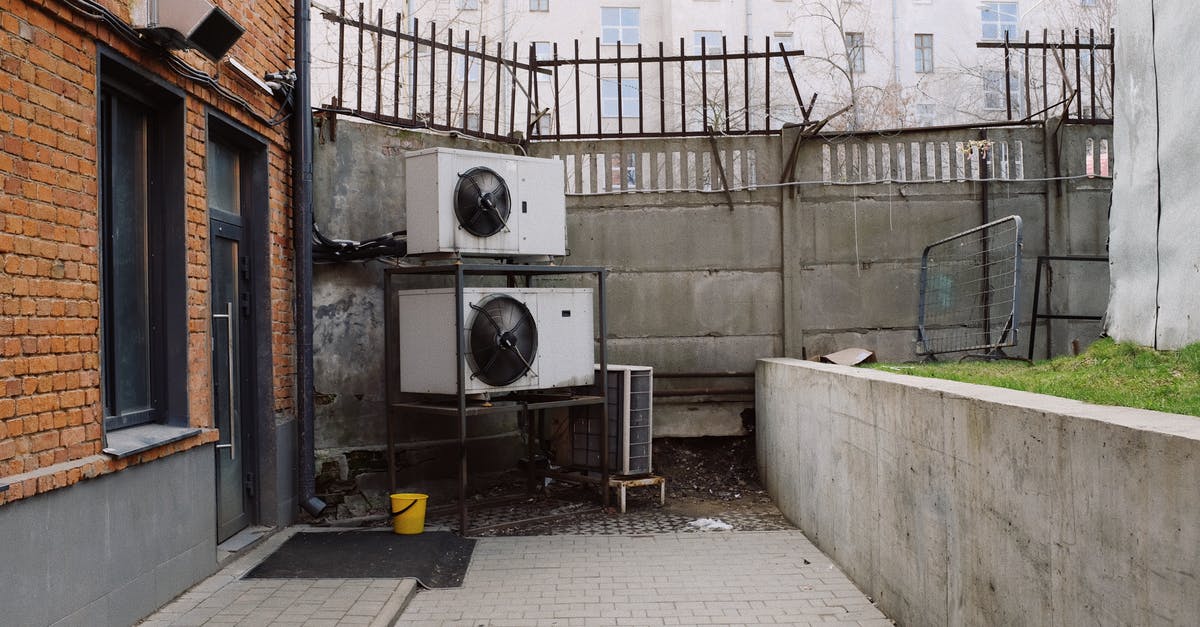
[570,365,654,476]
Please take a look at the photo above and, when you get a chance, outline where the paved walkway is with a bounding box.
[138,528,416,627]
[141,528,888,626]
[401,532,889,626]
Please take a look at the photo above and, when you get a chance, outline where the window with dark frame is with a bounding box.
[915,33,934,73]
[845,32,865,73]
[98,53,186,432]
[529,0,549,11]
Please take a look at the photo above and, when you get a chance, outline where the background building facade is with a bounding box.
[311,0,1113,133]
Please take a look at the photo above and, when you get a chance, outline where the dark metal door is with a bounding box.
[211,220,253,542]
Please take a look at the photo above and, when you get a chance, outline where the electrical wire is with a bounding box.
[312,222,408,263]
[55,0,275,125]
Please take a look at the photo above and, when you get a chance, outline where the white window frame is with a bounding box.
[458,40,479,81]
[692,30,724,70]
[981,2,1018,41]
[601,7,640,45]
[533,42,553,82]
[530,0,549,11]
[772,32,794,72]
[458,0,480,9]
[600,78,640,118]
[983,70,1007,111]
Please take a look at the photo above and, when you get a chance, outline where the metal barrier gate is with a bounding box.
[917,215,1024,358]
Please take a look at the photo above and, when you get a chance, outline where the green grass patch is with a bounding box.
[870,338,1200,417]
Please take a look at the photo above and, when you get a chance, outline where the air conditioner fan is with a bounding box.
[467,295,538,386]
[454,167,511,237]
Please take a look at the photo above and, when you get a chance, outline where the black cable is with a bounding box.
[312,221,407,263]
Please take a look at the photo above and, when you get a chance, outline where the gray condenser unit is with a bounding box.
[132,0,245,61]
[570,365,653,476]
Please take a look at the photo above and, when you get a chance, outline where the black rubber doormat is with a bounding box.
[245,530,475,588]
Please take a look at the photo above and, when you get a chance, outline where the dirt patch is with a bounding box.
[310,435,782,529]
[649,435,778,517]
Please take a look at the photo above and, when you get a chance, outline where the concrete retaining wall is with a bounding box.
[757,358,1200,626]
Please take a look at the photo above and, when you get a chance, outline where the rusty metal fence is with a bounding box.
[977,29,1114,124]
[917,216,1025,359]
[316,2,813,143]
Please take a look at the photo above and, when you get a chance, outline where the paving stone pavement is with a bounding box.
[399,531,891,626]
[139,521,890,626]
[137,528,417,627]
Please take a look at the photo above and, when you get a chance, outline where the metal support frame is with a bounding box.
[383,262,609,535]
[1026,255,1108,360]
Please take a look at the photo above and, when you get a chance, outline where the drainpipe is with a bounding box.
[745,0,752,40]
[745,0,752,104]
[294,0,326,517]
[891,0,900,83]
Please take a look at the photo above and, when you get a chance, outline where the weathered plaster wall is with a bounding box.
[757,358,1200,626]
[1108,1,1200,348]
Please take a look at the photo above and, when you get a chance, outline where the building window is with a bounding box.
[535,111,553,135]
[983,70,1006,110]
[1080,0,1096,5]
[533,42,552,81]
[693,31,723,69]
[601,7,639,44]
[457,0,480,9]
[772,32,794,71]
[981,2,1018,40]
[845,32,865,73]
[530,0,549,10]
[914,34,933,73]
[459,40,479,81]
[600,78,639,117]
[915,103,936,125]
[99,52,186,431]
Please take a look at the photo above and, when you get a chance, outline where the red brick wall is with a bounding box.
[0,0,296,504]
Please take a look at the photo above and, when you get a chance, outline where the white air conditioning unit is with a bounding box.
[395,287,593,395]
[571,365,653,475]
[132,0,245,61]
[404,148,567,257]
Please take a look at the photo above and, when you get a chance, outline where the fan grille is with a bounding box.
[453,167,512,237]
[467,295,538,387]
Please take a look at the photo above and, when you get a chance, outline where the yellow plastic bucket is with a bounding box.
[390,493,428,534]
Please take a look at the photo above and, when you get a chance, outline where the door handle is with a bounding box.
[212,302,236,460]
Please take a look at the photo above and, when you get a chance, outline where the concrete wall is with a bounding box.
[313,118,1111,453]
[780,123,1111,363]
[756,358,1200,627]
[1107,1,1200,349]
[0,446,217,627]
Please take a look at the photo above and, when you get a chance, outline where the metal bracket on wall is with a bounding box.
[777,105,848,199]
[315,104,338,143]
[706,134,735,211]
